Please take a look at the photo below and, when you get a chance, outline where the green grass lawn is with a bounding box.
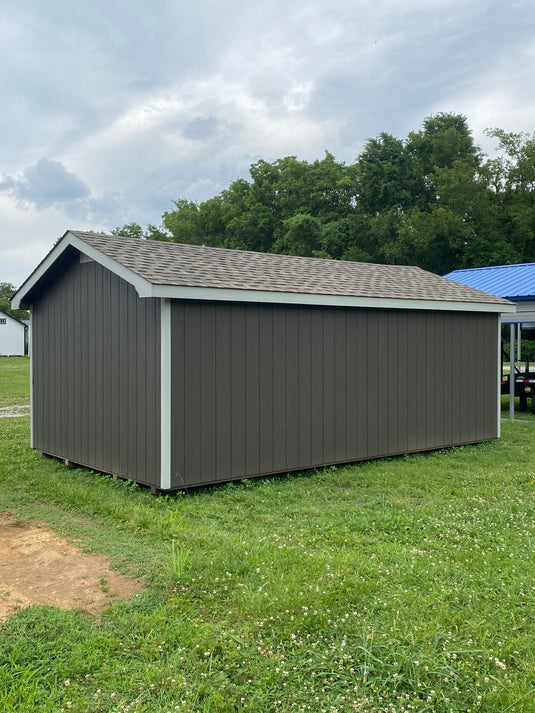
[1,359,535,712]
[0,356,30,407]
[501,393,535,421]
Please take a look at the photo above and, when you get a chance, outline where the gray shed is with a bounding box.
[13,231,514,492]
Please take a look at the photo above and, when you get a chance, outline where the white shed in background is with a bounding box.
[0,309,26,356]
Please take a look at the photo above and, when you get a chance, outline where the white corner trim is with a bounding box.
[30,309,34,448]
[160,298,172,491]
[497,322,501,438]
[149,283,515,314]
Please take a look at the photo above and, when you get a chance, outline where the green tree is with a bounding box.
[273,213,322,257]
[485,128,535,262]
[407,112,481,174]
[162,199,202,244]
[385,207,470,274]
[0,282,29,320]
[355,133,423,215]
[113,113,535,275]
[111,222,145,239]
[155,153,356,256]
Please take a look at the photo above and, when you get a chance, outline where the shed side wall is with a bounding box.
[170,301,498,489]
[32,259,161,486]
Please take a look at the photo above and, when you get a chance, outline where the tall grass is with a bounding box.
[1,358,535,711]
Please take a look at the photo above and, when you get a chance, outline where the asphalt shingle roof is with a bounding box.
[70,231,508,306]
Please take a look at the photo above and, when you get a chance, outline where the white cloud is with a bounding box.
[2,0,535,285]
[0,196,75,288]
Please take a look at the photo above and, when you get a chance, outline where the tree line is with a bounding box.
[112,112,533,275]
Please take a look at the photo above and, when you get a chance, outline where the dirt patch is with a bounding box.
[0,404,30,418]
[0,511,142,622]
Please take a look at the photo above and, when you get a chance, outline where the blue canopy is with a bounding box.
[444,263,535,301]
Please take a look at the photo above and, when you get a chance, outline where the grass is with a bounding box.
[1,359,535,711]
[0,356,30,407]
[501,393,535,421]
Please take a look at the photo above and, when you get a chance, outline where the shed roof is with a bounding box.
[444,263,535,301]
[0,308,26,327]
[13,230,514,314]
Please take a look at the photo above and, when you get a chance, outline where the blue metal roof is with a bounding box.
[443,263,535,301]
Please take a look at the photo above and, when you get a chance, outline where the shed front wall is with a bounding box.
[170,301,498,489]
[0,316,25,356]
[31,257,161,487]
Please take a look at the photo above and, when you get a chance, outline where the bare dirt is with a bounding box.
[0,511,142,622]
[0,405,31,418]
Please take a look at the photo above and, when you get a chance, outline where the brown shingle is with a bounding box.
[70,231,509,305]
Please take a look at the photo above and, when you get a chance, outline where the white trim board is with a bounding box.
[148,284,514,314]
[12,231,154,309]
[160,298,172,491]
[30,308,34,448]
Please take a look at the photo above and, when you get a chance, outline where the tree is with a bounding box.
[273,213,322,257]
[407,113,481,174]
[385,207,469,274]
[112,222,145,239]
[162,199,202,244]
[0,282,29,320]
[355,133,423,215]
[113,113,535,275]
[484,128,535,262]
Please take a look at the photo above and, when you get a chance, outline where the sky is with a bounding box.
[2,0,535,289]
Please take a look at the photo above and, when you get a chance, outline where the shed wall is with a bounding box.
[170,301,498,489]
[32,258,161,486]
[0,314,25,356]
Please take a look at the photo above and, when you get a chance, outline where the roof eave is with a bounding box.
[0,308,26,325]
[149,283,515,313]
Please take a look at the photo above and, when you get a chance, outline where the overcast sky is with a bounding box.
[2,0,535,288]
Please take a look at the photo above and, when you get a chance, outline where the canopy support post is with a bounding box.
[510,323,515,421]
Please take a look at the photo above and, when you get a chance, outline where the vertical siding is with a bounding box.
[258,307,274,474]
[170,301,499,489]
[214,304,232,479]
[32,258,161,487]
[298,309,312,465]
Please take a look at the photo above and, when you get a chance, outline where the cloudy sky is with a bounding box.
[2,0,535,288]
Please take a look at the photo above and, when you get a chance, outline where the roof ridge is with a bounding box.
[70,230,423,272]
[450,262,535,273]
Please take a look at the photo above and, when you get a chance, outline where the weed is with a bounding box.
[167,540,191,581]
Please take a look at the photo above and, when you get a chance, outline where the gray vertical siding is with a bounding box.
[170,300,499,489]
[32,257,161,487]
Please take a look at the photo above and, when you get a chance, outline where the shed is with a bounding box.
[0,309,26,356]
[13,230,514,492]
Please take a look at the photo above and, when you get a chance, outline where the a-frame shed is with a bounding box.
[13,231,514,491]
